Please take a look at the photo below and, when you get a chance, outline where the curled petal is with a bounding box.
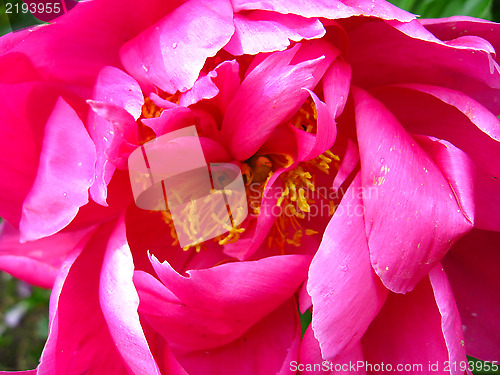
[20,98,96,242]
[354,88,472,293]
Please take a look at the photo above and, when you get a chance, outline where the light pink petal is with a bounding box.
[429,265,472,375]
[19,97,96,242]
[179,60,240,108]
[87,66,143,206]
[362,277,451,372]
[99,218,161,375]
[120,0,234,94]
[0,222,94,288]
[346,18,500,115]
[307,174,388,359]
[224,11,325,55]
[174,299,301,375]
[221,42,336,160]
[323,58,351,119]
[371,85,500,179]
[354,88,472,293]
[231,0,414,22]
[38,222,130,375]
[135,254,309,350]
[442,229,500,360]
[206,59,241,113]
[299,327,365,375]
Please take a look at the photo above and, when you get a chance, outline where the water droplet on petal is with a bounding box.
[172,42,177,49]
[341,265,348,272]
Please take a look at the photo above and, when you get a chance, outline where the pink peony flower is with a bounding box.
[0,1,499,374]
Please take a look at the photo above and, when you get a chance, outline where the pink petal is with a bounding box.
[38,222,130,375]
[7,0,178,88]
[224,11,325,55]
[221,42,336,160]
[19,97,96,242]
[87,66,143,206]
[231,0,414,22]
[354,88,472,293]
[135,254,309,350]
[346,18,500,115]
[99,217,161,375]
[322,58,351,119]
[371,85,500,179]
[120,0,234,94]
[174,299,301,375]
[397,83,500,143]
[429,265,472,375]
[0,222,94,288]
[442,229,500,360]
[332,138,359,191]
[416,135,500,232]
[362,277,451,371]
[179,60,241,109]
[0,82,47,227]
[299,90,336,160]
[299,327,365,375]
[307,175,388,359]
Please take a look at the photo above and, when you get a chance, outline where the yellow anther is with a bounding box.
[305,229,319,236]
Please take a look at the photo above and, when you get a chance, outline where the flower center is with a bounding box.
[138,94,339,254]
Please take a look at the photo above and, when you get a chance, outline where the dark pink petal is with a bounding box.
[87,66,143,206]
[38,222,130,375]
[442,229,500,360]
[308,175,388,359]
[416,135,500,232]
[120,0,234,94]
[231,0,414,22]
[398,83,500,143]
[7,0,179,88]
[299,327,365,375]
[99,217,161,375]
[221,42,336,160]
[362,277,451,372]
[175,299,301,375]
[135,254,309,350]
[0,222,94,288]
[354,88,472,293]
[429,265,471,375]
[346,18,500,114]
[300,90,336,160]
[0,83,46,227]
[19,98,96,242]
[323,58,351,119]
[422,16,500,65]
[370,85,500,178]
[332,138,359,191]
[224,11,325,55]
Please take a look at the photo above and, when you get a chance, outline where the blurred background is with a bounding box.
[0,0,499,372]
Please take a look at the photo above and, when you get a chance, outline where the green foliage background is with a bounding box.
[0,0,499,372]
